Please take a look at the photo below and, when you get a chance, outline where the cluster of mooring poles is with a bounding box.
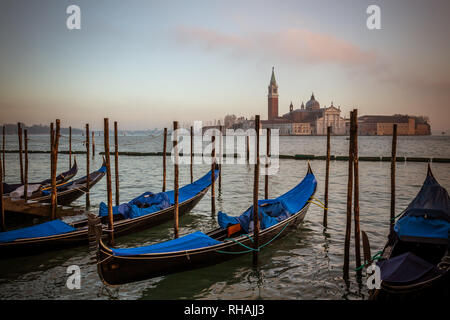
[0,120,107,227]
[1,114,401,276]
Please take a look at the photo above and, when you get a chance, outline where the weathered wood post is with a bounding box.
[353,110,361,272]
[162,128,167,192]
[173,121,179,239]
[51,120,60,220]
[0,143,5,231]
[24,129,28,201]
[2,126,5,180]
[69,126,72,169]
[246,135,250,163]
[211,135,216,215]
[253,115,261,265]
[104,118,114,246]
[50,122,54,193]
[17,122,24,184]
[219,125,222,191]
[324,126,331,227]
[190,126,194,184]
[264,128,271,199]
[92,131,95,158]
[343,111,355,280]
[85,124,90,208]
[390,124,398,233]
[114,121,120,206]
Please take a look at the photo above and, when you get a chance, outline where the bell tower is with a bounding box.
[268,66,279,120]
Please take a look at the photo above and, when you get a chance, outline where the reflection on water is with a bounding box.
[0,135,449,299]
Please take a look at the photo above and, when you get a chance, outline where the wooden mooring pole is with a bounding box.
[390,124,398,233]
[264,128,270,199]
[246,135,250,163]
[173,121,179,239]
[114,121,120,206]
[17,122,24,184]
[343,111,355,280]
[2,126,5,180]
[253,115,261,265]
[24,129,28,201]
[0,142,5,231]
[50,122,54,193]
[219,125,222,191]
[69,126,72,169]
[323,126,331,227]
[51,120,60,220]
[190,126,193,184]
[162,128,167,192]
[352,110,361,272]
[85,124,90,208]
[104,118,114,246]
[92,131,95,158]
[211,135,216,215]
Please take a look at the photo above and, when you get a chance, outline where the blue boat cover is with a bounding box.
[111,231,222,256]
[395,216,449,241]
[42,163,106,196]
[218,172,317,233]
[377,252,438,283]
[0,220,76,243]
[99,169,219,219]
[394,167,450,242]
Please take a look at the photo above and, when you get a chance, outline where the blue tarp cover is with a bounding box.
[395,216,449,241]
[99,192,170,219]
[99,169,218,219]
[394,168,450,241]
[0,220,76,243]
[111,231,222,256]
[218,172,316,233]
[42,164,106,196]
[377,252,437,283]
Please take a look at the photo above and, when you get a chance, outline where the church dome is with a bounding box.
[305,93,320,109]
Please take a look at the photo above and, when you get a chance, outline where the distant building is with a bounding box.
[267,67,279,121]
[358,115,431,135]
[261,67,346,135]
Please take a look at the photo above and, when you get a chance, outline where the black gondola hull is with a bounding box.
[97,202,311,286]
[0,188,209,258]
[370,239,449,300]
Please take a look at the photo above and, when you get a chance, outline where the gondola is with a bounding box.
[5,159,107,207]
[370,165,449,300]
[97,164,317,285]
[0,168,218,257]
[2,158,78,195]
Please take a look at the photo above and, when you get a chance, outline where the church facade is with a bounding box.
[261,68,347,135]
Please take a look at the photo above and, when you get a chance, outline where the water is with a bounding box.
[0,134,449,300]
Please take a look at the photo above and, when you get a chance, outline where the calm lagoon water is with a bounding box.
[0,134,449,300]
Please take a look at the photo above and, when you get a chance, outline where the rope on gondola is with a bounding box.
[216,220,291,255]
[354,250,383,271]
[391,209,406,222]
[307,196,328,210]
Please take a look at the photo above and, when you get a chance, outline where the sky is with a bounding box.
[0,0,449,132]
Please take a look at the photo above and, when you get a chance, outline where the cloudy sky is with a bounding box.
[0,0,449,132]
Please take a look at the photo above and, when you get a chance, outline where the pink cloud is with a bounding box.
[175,26,381,69]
